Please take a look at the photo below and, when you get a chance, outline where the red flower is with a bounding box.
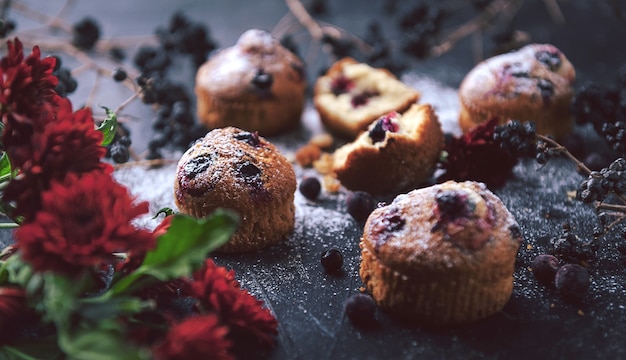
[15,170,155,275]
[0,286,37,345]
[3,98,108,220]
[186,259,278,348]
[153,314,233,360]
[0,38,58,125]
[438,118,518,187]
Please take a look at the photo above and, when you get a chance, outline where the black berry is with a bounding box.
[299,177,321,201]
[72,17,101,50]
[344,293,377,328]
[530,254,560,285]
[320,248,343,274]
[346,191,376,223]
[112,67,128,82]
[555,264,591,301]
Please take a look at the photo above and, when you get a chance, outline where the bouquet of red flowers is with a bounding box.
[0,38,278,360]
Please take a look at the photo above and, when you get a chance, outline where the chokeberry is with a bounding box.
[555,264,591,301]
[344,293,377,328]
[320,248,343,274]
[299,177,321,201]
[72,17,101,50]
[530,254,560,285]
[346,191,376,223]
[112,67,128,82]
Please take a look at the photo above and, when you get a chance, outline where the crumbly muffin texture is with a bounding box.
[313,57,420,139]
[359,181,522,325]
[195,29,306,136]
[332,103,444,196]
[174,127,296,252]
[458,43,575,139]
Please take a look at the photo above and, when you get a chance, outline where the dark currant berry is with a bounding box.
[369,120,386,143]
[555,264,591,301]
[344,293,377,328]
[535,50,562,71]
[530,254,560,285]
[320,248,343,273]
[299,177,321,201]
[109,142,130,164]
[234,131,261,147]
[72,17,101,50]
[346,191,376,223]
[330,76,353,95]
[0,19,16,38]
[251,69,273,90]
[112,67,128,82]
[109,46,126,61]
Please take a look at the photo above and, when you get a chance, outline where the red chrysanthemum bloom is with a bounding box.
[152,314,233,360]
[15,170,156,275]
[0,286,37,345]
[438,118,518,188]
[3,98,108,220]
[186,259,278,348]
[0,38,58,125]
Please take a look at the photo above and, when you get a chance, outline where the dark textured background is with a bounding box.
[3,0,626,359]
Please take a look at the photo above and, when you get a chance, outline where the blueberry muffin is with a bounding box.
[458,43,575,139]
[359,181,522,325]
[174,127,296,252]
[332,104,444,196]
[195,29,306,136]
[313,57,420,139]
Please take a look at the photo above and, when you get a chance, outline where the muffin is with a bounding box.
[195,29,306,136]
[359,181,522,325]
[332,103,444,196]
[174,127,296,252]
[458,43,575,139]
[313,57,420,139]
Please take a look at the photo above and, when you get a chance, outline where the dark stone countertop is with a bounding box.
[3,0,626,359]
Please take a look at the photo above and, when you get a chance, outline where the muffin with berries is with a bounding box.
[332,104,443,196]
[359,180,522,325]
[458,43,575,139]
[195,29,306,136]
[313,57,420,139]
[174,127,296,252]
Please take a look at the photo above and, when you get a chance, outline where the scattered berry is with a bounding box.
[530,254,560,285]
[112,67,128,82]
[555,264,591,301]
[578,157,626,204]
[72,17,101,50]
[493,120,537,158]
[320,248,343,274]
[344,293,377,328]
[109,142,130,164]
[299,177,321,201]
[346,191,376,223]
[0,19,16,38]
[549,223,597,264]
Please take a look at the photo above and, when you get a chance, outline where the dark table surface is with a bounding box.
[3,0,626,359]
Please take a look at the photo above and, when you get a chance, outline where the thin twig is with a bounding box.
[542,0,565,25]
[536,134,592,175]
[430,0,522,58]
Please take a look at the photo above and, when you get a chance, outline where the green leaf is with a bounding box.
[107,209,239,296]
[0,151,14,183]
[96,106,117,146]
[77,296,154,322]
[58,320,150,360]
[152,207,174,219]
